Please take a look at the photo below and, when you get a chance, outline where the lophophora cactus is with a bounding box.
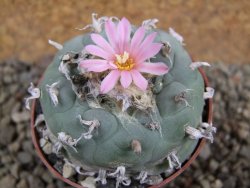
[26,13,215,187]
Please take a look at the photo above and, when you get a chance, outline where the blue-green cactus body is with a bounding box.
[39,28,204,176]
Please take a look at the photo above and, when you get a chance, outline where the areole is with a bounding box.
[30,67,213,188]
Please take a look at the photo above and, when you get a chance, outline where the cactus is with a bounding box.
[27,14,215,187]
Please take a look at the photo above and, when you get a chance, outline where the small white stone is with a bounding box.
[80,177,96,188]
[204,87,215,99]
[42,141,53,155]
[62,162,75,178]
[34,114,45,127]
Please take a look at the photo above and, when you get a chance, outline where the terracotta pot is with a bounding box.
[30,68,213,188]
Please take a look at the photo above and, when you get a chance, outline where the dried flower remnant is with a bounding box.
[48,39,63,50]
[142,18,159,30]
[185,122,216,143]
[80,17,169,93]
[77,13,119,33]
[190,61,211,70]
[169,27,184,45]
[108,166,131,188]
[78,115,100,139]
[24,82,40,110]
[167,150,181,169]
[46,81,60,106]
[204,87,215,99]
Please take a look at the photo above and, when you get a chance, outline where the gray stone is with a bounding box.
[3,75,13,84]
[11,111,30,124]
[42,172,53,184]
[237,122,249,140]
[28,175,45,188]
[199,144,211,160]
[209,159,219,172]
[16,179,28,188]
[8,141,21,153]
[3,98,15,116]
[200,179,210,188]
[19,171,29,179]
[213,179,223,188]
[22,140,33,153]
[223,176,236,188]
[0,167,8,177]
[239,145,250,159]
[1,155,13,164]
[46,184,57,188]
[0,92,8,104]
[10,163,20,179]
[9,84,19,95]
[17,152,32,164]
[0,175,16,188]
[0,124,15,146]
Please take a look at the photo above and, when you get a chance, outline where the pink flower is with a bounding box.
[80,17,169,93]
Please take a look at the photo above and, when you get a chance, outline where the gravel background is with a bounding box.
[0,60,249,188]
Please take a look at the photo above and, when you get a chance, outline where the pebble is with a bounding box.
[200,179,210,188]
[209,159,219,172]
[0,125,16,145]
[28,175,45,188]
[239,145,250,159]
[11,111,30,123]
[212,179,223,188]
[10,163,20,178]
[223,176,237,188]
[8,141,21,153]
[199,144,211,160]
[80,177,96,188]
[0,175,16,188]
[42,141,53,155]
[17,152,32,164]
[62,162,75,178]
[16,179,28,188]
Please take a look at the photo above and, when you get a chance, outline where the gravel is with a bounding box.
[0,60,249,188]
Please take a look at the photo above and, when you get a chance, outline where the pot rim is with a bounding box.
[30,67,213,188]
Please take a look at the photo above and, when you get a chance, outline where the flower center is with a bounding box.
[114,51,134,71]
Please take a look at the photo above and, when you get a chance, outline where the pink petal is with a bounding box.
[130,70,148,90]
[87,64,111,72]
[85,45,112,60]
[117,17,131,53]
[120,71,132,88]
[130,26,145,53]
[100,70,120,93]
[105,19,118,51]
[132,32,157,56]
[135,43,162,63]
[91,34,115,55]
[79,59,108,68]
[140,32,157,47]
[136,62,169,75]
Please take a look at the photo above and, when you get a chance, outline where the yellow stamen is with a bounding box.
[114,51,135,71]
